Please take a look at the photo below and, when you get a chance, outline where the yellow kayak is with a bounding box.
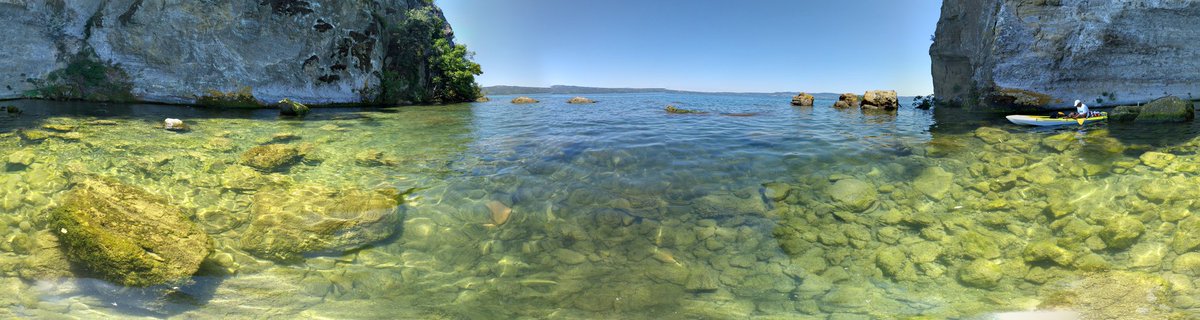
[1006,112,1107,126]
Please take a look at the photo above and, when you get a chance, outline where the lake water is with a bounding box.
[1,93,1198,319]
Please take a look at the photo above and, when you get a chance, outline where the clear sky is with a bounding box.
[437,0,943,95]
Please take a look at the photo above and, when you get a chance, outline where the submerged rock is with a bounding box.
[1023,241,1074,266]
[861,90,899,110]
[913,167,954,200]
[239,144,303,172]
[5,150,34,171]
[958,260,1002,289]
[791,93,814,106]
[239,185,403,262]
[1109,105,1141,122]
[277,98,310,116]
[567,97,595,104]
[511,97,539,104]
[827,179,877,212]
[1100,216,1144,250]
[47,178,212,287]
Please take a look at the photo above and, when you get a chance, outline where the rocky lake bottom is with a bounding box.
[1,93,1200,319]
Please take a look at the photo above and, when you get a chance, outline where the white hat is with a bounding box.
[1074,100,1081,105]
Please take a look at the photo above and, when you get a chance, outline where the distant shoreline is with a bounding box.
[482,85,838,96]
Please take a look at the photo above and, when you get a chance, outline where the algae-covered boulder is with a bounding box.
[1109,105,1141,122]
[1138,151,1175,169]
[239,144,303,172]
[861,90,899,110]
[913,167,954,200]
[827,179,877,212]
[277,98,310,116]
[974,127,1009,145]
[1023,241,1074,266]
[239,185,403,262]
[1135,96,1194,123]
[47,178,211,287]
[791,93,814,106]
[833,93,859,109]
[1100,216,1144,250]
[958,260,1002,289]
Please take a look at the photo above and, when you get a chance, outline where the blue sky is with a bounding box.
[438,1,943,95]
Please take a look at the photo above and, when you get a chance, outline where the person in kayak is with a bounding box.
[1068,100,1091,118]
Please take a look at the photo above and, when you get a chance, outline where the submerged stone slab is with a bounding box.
[48,178,212,287]
[239,185,403,262]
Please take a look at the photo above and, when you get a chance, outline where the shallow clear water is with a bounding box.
[1,93,1199,318]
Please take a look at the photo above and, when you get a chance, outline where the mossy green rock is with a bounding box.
[826,179,876,212]
[239,144,302,172]
[1100,216,1144,250]
[913,167,954,200]
[1023,241,1074,266]
[958,260,1002,288]
[1173,253,1200,276]
[47,178,211,287]
[1108,105,1141,122]
[239,185,402,262]
[974,127,1009,145]
[1135,96,1195,123]
[1138,151,1175,169]
[277,98,310,116]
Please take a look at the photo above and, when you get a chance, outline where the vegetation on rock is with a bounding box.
[277,98,310,116]
[47,178,211,287]
[24,48,135,102]
[197,86,262,108]
[378,8,483,105]
[791,93,814,106]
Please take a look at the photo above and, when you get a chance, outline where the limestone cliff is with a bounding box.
[0,0,478,105]
[931,0,1200,110]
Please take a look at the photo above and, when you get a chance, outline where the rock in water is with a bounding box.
[914,167,954,200]
[862,90,899,110]
[1109,105,1141,122]
[475,96,491,102]
[827,179,877,212]
[567,97,595,104]
[164,118,187,131]
[239,185,402,262]
[47,178,212,287]
[239,144,303,172]
[1135,96,1194,123]
[791,93,814,106]
[833,93,860,108]
[512,97,539,104]
[277,98,310,116]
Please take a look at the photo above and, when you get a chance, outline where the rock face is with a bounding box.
[47,178,211,287]
[791,93,814,106]
[861,90,899,110]
[0,1,465,105]
[931,1,1200,109]
[239,185,403,262]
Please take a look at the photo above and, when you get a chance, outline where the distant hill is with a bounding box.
[482,85,812,96]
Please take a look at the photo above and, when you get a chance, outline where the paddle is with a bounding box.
[1077,118,1084,126]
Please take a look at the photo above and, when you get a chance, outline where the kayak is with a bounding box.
[1006,112,1107,126]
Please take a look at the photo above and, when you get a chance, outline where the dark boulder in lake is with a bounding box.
[277,98,310,116]
[1135,96,1195,123]
[862,90,899,110]
[239,185,403,262]
[48,178,212,287]
[791,93,814,106]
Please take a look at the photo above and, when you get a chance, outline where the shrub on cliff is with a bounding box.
[378,8,482,105]
[24,48,135,102]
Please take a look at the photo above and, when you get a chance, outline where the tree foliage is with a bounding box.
[379,8,482,105]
